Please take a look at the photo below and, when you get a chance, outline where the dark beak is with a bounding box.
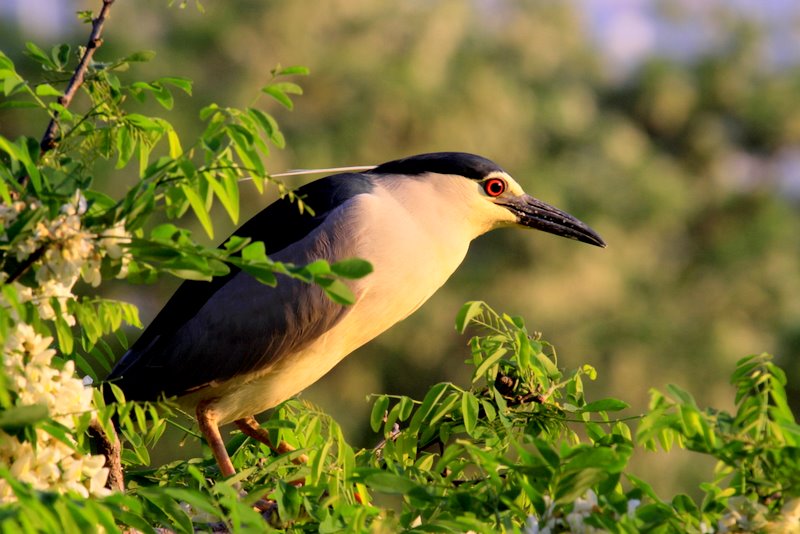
[498,194,606,247]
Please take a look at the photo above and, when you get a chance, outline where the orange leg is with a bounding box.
[196,399,236,477]
[234,416,308,464]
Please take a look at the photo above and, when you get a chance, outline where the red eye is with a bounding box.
[484,178,506,197]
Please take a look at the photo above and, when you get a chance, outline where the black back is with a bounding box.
[106,173,375,397]
[106,152,502,401]
[369,152,504,180]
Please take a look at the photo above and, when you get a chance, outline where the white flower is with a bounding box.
[0,194,126,501]
[524,515,551,534]
[98,220,129,260]
[0,323,110,501]
[81,254,102,287]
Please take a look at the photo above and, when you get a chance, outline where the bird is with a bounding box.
[106,152,605,477]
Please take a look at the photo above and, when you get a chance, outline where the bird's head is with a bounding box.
[368,152,606,248]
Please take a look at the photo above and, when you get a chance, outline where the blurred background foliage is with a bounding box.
[2,0,799,499]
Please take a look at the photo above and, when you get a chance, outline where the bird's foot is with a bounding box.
[235,416,309,464]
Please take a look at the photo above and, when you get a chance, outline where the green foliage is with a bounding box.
[638,353,800,513]
[1,7,798,532]
[0,17,369,532]
[10,301,787,532]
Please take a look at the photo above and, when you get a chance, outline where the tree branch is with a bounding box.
[38,0,115,156]
[88,418,125,493]
[4,246,46,285]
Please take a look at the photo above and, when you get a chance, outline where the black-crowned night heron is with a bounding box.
[107,152,605,477]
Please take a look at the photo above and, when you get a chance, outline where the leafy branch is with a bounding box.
[39,0,115,155]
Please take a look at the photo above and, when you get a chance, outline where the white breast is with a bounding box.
[193,174,491,423]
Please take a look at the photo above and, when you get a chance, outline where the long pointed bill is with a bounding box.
[498,194,606,247]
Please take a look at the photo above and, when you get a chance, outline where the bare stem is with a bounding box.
[38,0,115,156]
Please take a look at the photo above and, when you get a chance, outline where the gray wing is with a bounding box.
[107,174,373,401]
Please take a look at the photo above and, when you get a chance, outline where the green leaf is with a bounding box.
[247,107,285,148]
[241,241,268,262]
[370,395,389,433]
[0,51,14,70]
[553,467,607,505]
[302,259,331,276]
[275,65,310,76]
[149,223,180,241]
[115,127,135,169]
[161,488,219,518]
[152,84,174,109]
[461,392,479,435]
[473,347,507,382]
[272,81,303,95]
[580,398,630,413]
[330,258,373,279]
[275,480,302,521]
[24,42,52,68]
[309,439,332,485]
[223,235,251,254]
[678,405,704,437]
[262,84,294,110]
[636,503,676,525]
[455,301,485,334]
[533,439,560,469]
[206,171,239,224]
[666,384,696,406]
[199,102,220,121]
[364,472,419,494]
[126,113,163,131]
[54,313,74,354]
[181,185,214,238]
[166,127,183,158]
[565,447,627,473]
[671,493,699,514]
[237,265,277,286]
[321,278,356,305]
[408,382,449,434]
[34,83,61,97]
[229,124,265,175]
[158,76,193,95]
[2,70,26,96]
[0,135,22,161]
[0,404,48,432]
[0,100,38,109]
[52,43,70,69]
[138,488,193,534]
[428,392,459,427]
[124,50,157,63]
[0,136,42,191]
[221,169,240,223]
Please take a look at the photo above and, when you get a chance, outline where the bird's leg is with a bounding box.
[196,407,280,514]
[196,400,236,477]
[234,416,308,464]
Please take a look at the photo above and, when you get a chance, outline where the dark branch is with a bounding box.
[88,418,124,492]
[4,246,46,285]
[38,0,115,157]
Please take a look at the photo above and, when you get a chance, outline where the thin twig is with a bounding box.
[372,422,401,457]
[38,0,115,156]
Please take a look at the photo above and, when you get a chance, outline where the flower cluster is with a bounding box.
[715,496,800,533]
[0,192,132,501]
[0,324,109,500]
[525,490,640,534]
[2,192,131,325]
